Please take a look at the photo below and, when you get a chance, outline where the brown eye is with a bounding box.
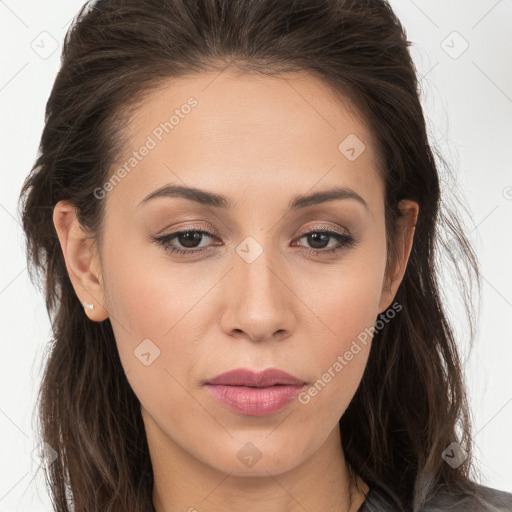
[293,229,356,255]
[152,230,218,255]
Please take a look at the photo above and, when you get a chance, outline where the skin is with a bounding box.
[53,69,419,512]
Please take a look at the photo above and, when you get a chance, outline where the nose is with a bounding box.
[219,247,296,343]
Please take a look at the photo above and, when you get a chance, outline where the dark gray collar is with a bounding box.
[358,483,512,511]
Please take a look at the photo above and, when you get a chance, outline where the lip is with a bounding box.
[205,367,306,387]
[204,368,306,416]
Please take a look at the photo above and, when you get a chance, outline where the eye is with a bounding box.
[151,229,219,255]
[151,226,357,257]
[292,227,357,256]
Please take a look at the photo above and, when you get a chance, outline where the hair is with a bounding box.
[18,0,489,511]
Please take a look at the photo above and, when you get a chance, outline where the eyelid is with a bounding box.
[294,223,351,238]
[154,221,219,238]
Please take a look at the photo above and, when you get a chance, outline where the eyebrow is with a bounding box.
[137,184,368,211]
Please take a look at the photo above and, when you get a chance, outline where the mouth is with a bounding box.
[204,367,306,387]
[205,383,305,416]
[204,367,306,416]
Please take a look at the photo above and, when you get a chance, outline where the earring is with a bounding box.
[81,301,94,310]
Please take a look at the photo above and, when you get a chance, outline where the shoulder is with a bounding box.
[359,483,512,511]
[423,483,512,511]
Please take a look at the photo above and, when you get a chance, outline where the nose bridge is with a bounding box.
[222,235,294,340]
[234,237,282,308]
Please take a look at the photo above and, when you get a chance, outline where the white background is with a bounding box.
[0,0,511,510]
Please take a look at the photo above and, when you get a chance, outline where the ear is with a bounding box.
[52,200,109,322]
[378,199,419,314]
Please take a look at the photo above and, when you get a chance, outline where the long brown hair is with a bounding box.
[18,0,487,510]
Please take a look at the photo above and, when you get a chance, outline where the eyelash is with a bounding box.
[151,226,357,257]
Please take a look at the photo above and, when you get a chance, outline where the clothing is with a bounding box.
[358,482,512,511]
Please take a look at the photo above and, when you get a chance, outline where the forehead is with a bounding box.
[106,70,383,213]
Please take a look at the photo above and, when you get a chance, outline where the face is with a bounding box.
[55,70,418,478]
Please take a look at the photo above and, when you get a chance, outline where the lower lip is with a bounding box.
[205,383,305,416]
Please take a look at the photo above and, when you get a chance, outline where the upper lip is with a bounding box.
[205,368,306,387]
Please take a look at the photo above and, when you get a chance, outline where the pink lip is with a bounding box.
[204,368,306,416]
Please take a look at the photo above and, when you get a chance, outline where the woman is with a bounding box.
[18,0,512,510]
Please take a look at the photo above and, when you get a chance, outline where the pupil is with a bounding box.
[308,233,329,249]
[178,232,202,248]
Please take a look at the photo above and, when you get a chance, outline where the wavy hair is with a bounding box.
[19,0,486,510]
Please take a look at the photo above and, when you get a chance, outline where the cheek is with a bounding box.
[295,237,387,410]
[306,234,387,344]
[294,292,376,425]
[101,226,206,339]
[100,237,215,413]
